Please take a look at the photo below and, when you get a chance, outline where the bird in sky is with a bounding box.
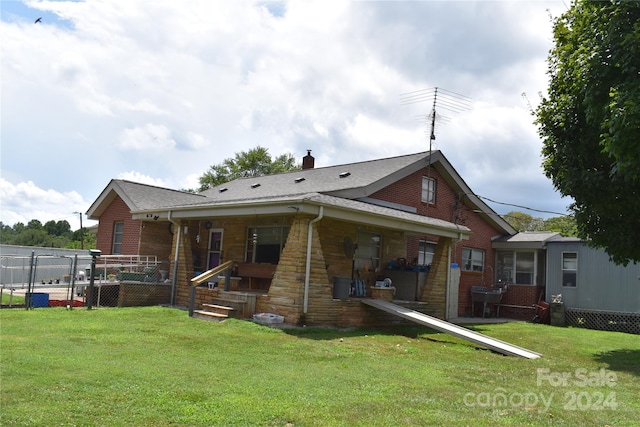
[34,17,42,24]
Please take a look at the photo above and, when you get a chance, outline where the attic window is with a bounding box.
[294,177,306,183]
[251,183,261,189]
[218,188,228,193]
[339,172,351,178]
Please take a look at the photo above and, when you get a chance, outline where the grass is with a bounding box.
[1,292,24,305]
[1,306,639,426]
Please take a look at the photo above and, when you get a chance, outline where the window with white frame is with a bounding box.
[462,247,484,272]
[418,240,436,266]
[496,250,537,285]
[421,176,436,204]
[112,222,124,254]
[562,252,577,287]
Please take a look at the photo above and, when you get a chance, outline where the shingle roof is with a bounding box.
[199,151,432,202]
[87,150,513,238]
[493,232,561,243]
[114,180,206,210]
[86,179,206,219]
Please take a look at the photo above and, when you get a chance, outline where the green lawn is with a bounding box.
[1,306,638,426]
[1,292,24,305]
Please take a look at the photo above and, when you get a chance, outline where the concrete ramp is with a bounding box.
[362,299,541,359]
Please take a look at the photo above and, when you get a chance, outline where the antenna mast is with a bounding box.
[401,87,471,215]
[400,86,471,152]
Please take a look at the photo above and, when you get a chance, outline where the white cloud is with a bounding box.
[0,178,94,230]
[116,172,167,187]
[1,0,571,226]
[117,124,177,151]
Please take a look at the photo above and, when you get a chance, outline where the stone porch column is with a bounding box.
[419,237,451,319]
[264,214,331,325]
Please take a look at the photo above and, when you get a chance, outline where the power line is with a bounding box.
[475,194,570,217]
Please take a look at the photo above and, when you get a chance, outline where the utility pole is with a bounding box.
[74,211,84,249]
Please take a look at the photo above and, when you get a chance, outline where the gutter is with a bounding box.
[168,210,181,306]
[303,206,324,314]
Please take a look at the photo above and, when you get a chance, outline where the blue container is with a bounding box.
[28,292,49,308]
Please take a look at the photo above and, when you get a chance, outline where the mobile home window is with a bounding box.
[245,226,290,264]
[112,222,124,254]
[562,252,577,287]
[462,248,484,272]
[421,176,436,204]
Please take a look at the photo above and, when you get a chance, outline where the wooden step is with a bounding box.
[202,303,235,313]
[217,291,249,302]
[193,310,229,320]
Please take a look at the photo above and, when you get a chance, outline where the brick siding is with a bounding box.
[96,196,141,255]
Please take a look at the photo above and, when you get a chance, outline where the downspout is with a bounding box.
[445,241,452,320]
[168,211,181,306]
[303,206,324,314]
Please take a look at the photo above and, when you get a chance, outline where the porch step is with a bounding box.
[217,291,250,302]
[211,298,246,318]
[193,303,236,321]
[202,303,236,315]
[193,310,230,320]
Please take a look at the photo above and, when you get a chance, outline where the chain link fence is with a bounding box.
[84,255,173,308]
[1,250,174,309]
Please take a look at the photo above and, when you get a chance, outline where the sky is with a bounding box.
[1,0,573,232]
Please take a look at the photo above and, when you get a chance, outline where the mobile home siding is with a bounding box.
[546,242,640,313]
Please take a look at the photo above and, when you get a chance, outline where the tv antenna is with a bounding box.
[400,87,471,153]
[401,87,471,216]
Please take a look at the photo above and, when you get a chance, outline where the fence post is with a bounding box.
[26,251,35,310]
[70,255,78,310]
[188,285,195,317]
[87,250,101,310]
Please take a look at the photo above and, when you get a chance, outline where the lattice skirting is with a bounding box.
[565,309,640,335]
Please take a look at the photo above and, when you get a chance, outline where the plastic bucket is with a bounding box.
[333,277,351,299]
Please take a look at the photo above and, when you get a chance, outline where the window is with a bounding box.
[418,240,436,266]
[421,176,436,204]
[515,252,535,284]
[112,222,124,254]
[462,248,484,272]
[496,250,537,285]
[354,231,381,273]
[245,226,290,264]
[562,252,577,287]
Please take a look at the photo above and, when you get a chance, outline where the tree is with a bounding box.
[198,146,300,191]
[504,211,545,232]
[534,0,640,265]
[543,215,578,237]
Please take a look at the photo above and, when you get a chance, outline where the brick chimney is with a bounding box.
[302,149,315,170]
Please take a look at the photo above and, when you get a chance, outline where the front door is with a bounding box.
[207,229,224,269]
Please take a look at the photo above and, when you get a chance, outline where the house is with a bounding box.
[545,237,640,333]
[87,150,520,326]
[493,232,640,332]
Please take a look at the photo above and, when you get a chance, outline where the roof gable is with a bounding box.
[86,180,206,219]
